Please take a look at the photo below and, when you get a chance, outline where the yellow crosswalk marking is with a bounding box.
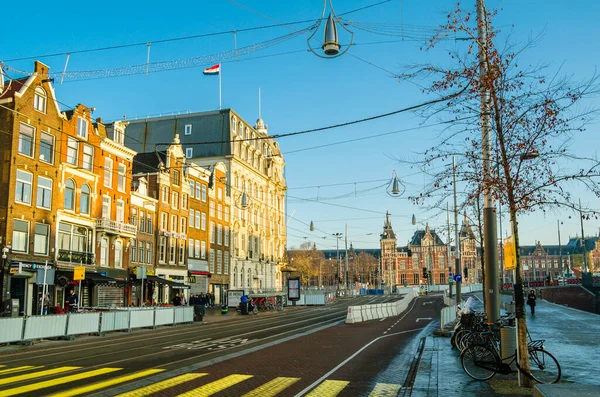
[306,380,350,397]
[114,373,208,397]
[0,366,43,375]
[241,377,300,397]
[0,366,80,386]
[176,374,253,397]
[0,368,120,397]
[49,369,164,397]
[369,383,402,396]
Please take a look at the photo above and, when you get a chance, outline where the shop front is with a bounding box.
[55,268,127,310]
[7,261,56,316]
[188,258,210,297]
[147,271,190,305]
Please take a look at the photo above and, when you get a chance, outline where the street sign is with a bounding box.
[504,236,516,271]
[420,285,424,290]
[454,274,462,283]
[73,266,86,281]
[449,272,454,277]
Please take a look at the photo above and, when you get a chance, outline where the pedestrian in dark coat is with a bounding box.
[527,289,537,315]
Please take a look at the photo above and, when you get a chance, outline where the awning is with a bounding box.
[145,275,190,289]
[189,270,211,276]
[85,273,125,286]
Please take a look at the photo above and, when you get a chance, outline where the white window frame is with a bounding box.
[34,223,50,255]
[104,158,114,188]
[201,241,206,259]
[189,209,195,228]
[67,137,78,165]
[185,148,193,158]
[224,227,230,247]
[12,219,29,253]
[195,240,200,258]
[77,117,88,139]
[201,185,207,202]
[102,195,111,219]
[217,224,222,245]
[116,200,125,223]
[15,169,33,205]
[210,222,215,244]
[184,124,192,135]
[100,237,109,266]
[82,144,93,171]
[117,164,126,192]
[18,123,35,158]
[195,211,201,230]
[34,87,47,113]
[114,240,123,268]
[36,176,52,210]
[39,132,55,164]
[201,212,206,231]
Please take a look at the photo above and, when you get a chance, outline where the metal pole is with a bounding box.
[447,202,453,298]
[453,156,461,304]
[557,220,563,277]
[499,201,505,284]
[477,0,501,322]
[579,198,588,273]
[345,224,349,290]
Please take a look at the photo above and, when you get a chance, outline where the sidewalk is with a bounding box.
[412,294,600,396]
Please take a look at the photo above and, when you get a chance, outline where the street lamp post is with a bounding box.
[333,233,343,288]
[579,199,588,273]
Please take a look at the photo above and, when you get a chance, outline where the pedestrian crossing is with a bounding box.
[0,364,406,396]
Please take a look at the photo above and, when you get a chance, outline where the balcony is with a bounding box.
[96,218,137,238]
[58,249,95,265]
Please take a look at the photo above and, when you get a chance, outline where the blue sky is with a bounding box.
[3,0,599,251]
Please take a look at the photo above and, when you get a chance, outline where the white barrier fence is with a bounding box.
[0,306,194,345]
[440,305,458,328]
[346,288,420,324]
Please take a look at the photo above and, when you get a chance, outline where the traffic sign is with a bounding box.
[504,236,516,271]
[420,285,425,290]
[449,272,454,277]
[454,274,462,283]
[73,266,86,281]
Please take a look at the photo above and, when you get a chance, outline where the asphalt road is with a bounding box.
[0,294,443,397]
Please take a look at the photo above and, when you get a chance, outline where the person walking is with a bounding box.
[67,290,78,313]
[527,289,537,315]
[206,292,212,308]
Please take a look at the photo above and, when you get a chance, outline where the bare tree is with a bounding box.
[401,3,600,386]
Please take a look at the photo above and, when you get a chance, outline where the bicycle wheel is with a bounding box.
[527,348,561,384]
[451,328,465,349]
[461,344,498,381]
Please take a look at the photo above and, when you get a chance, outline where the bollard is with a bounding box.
[221,305,228,315]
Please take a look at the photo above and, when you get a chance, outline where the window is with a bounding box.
[201,241,206,259]
[159,237,166,263]
[210,222,215,244]
[114,127,125,145]
[172,170,180,186]
[232,116,237,132]
[118,164,126,192]
[188,239,194,258]
[138,244,144,264]
[195,211,201,230]
[189,209,195,228]
[77,117,88,138]
[100,237,109,266]
[104,158,113,188]
[162,186,169,203]
[179,240,185,264]
[102,196,111,219]
[138,211,145,232]
[210,201,215,217]
[12,219,29,253]
[217,250,222,274]
[33,223,49,255]
[116,200,124,222]
[182,194,188,210]
[195,182,201,199]
[201,185,207,202]
[15,170,33,204]
[180,217,187,234]
[185,124,192,135]
[58,222,90,254]
[67,137,78,165]
[147,216,153,234]
[64,179,76,210]
[185,148,193,158]
[131,240,137,263]
[195,240,200,258]
[39,132,54,163]
[172,191,179,209]
[18,123,34,157]
[36,176,52,210]
[115,241,123,268]
[413,273,419,285]
[82,144,93,171]
[201,212,206,230]
[218,204,222,220]
[169,237,176,263]
[160,213,167,230]
[146,243,152,264]
[218,188,223,200]
[209,249,215,273]
[224,252,229,274]
[217,224,222,245]
[131,208,138,227]
[34,87,47,113]
[225,227,230,247]
[171,215,177,232]
[225,206,230,222]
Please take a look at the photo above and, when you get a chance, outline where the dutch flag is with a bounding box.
[203,64,220,75]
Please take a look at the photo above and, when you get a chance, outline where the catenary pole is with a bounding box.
[477,0,501,322]
[453,155,461,304]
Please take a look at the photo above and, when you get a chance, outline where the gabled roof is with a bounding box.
[0,77,28,100]
[409,228,445,246]
[133,151,167,174]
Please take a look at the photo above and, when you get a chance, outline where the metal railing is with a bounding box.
[96,218,137,236]
[57,249,95,265]
[0,306,194,345]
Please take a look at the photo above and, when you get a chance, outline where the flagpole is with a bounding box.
[219,63,222,110]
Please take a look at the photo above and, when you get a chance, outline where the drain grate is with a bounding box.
[397,336,427,397]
